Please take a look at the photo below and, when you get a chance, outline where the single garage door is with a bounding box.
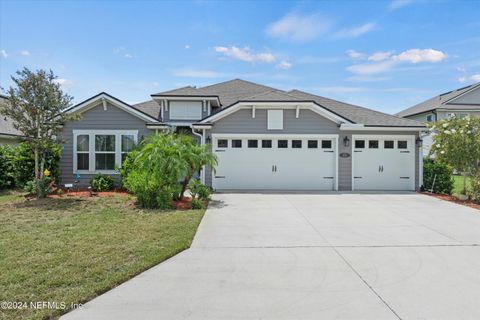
[212,135,338,190]
[352,135,415,191]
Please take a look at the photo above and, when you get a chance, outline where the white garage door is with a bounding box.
[352,135,416,191]
[212,135,338,190]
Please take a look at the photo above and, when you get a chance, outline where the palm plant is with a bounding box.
[175,135,217,200]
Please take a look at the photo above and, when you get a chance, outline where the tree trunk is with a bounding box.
[34,146,40,197]
[179,173,193,201]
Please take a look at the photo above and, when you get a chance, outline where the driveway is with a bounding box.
[63,193,480,319]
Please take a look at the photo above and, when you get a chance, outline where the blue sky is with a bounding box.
[1,0,479,114]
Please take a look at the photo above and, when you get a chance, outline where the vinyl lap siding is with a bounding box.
[60,102,152,186]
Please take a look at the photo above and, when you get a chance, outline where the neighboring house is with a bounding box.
[60,79,425,191]
[397,82,480,154]
[0,95,23,145]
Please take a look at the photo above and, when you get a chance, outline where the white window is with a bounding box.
[169,101,202,120]
[73,130,138,173]
[267,110,283,130]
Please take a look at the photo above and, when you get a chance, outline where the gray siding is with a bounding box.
[207,108,421,190]
[212,109,339,134]
[437,110,480,120]
[164,100,209,123]
[60,102,152,186]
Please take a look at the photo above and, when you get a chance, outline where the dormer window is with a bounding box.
[169,101,203,120]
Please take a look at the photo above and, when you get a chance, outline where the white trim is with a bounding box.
[66,93,159,123]
[146,124,170,129]
[191,124,213,129]
[340,124,425,131]
[152,96,220,106]
[212,133,339,139]
[72,129,138,174]
[166,121,199,127]
[211,133,339,191]
[267,109,284,130]
[200,102,352,125]
[252,106,256,118]
[207,101,211,116]
[351,134,416,191]
[296,105,300,118]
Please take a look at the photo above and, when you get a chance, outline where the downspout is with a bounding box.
[191,127,206,184]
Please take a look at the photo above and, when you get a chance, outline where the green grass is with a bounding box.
[0,193,205,320]
[453,175,471,196]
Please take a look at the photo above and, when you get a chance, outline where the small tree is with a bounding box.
[175,135,217,201]
[429,116,480,194]
[0,68,77,198]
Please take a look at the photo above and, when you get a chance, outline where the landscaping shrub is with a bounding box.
[0,144,15,189]
[423,158,454,194]
[12,142,61,187]
[190,198,203,209]
[90,173,115,192]
[468,173,480,204]
[188,179,211,200]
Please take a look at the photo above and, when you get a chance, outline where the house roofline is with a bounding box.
[64,92,161,123]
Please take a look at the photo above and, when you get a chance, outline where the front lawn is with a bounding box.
[0,193,205,320]
[453,174,470,196]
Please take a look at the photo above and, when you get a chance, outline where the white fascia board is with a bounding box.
[211,133,339,139]
[66,93,159,123]
[201,102,351,125]
[340,124,425,131]
[146,124,170,129]
[152,96,220,106]
[191,124,213,129]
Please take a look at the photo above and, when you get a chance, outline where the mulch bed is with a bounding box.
[47,190,205,210]
[423,192,480,210]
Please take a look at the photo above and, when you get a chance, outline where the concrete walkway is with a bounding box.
[63,193,480,319]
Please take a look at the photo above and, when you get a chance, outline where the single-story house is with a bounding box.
[0,95,23,145]
[60,79,426,191]
[396,82,480,154]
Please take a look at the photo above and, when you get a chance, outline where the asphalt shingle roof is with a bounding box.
[396,83,480,118]
[135,79,425,127]
[288,90,424,127]
[0,96,22,137]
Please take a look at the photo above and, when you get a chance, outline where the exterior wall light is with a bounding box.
[343,136,350,147]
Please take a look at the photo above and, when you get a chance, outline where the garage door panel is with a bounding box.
[213,136,337,190]
[353,136,415,191]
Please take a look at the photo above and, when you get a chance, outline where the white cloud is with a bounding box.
[335,22,376,38]
[346,49,364,59]
[185,44,191,49]
[368,51,393,61]
[0,49,8,59]
[172,69,224,78]
[124,53,133,59]
[472,74,480,82]
[214,46,276,63]
[266,12,332,42]
[458,77,467,83]
[347,48,448,75]
[389,0,413,10]
[392,49,447,63]
[277,60,292,69]
[53,78,73,87]
[113,47,134,59]
[20,50,30,56]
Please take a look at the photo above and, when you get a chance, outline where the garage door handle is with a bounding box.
[214,176,225,179]
[400,151,410,153]
[400,177,410,179]
[354,176,362,179]
[323,177,334,179]
[275,165,277,172]
[215,149,226,152]
[272,165,274,172]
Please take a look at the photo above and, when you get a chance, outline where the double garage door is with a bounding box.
[212,134,416,191]
[212,135,338,190]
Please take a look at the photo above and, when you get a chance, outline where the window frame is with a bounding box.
[232,139,242,148]
[277,140,288,148]
[384,140,394,149]
[354,140,365,149]
[292,140,302,149]
[73,130,138,174]
[308,140,318,149]
[248,140,258,148]
[217,139,228,148]
[262,139,272,148]
[321,140,332,149]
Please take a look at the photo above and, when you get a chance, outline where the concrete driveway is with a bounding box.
[63,193,480,319]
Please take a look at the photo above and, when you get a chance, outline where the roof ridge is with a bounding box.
[198,78,280,92]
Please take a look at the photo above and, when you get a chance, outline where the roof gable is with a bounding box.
[65,92,160,123]
[396,83,480,117]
